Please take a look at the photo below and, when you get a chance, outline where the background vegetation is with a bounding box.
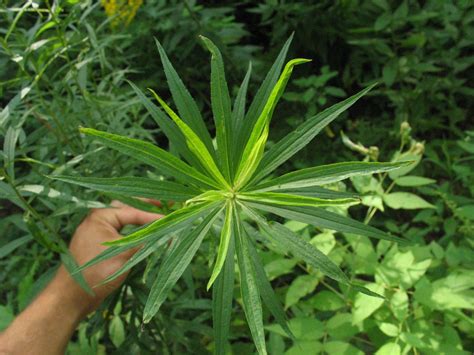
[1,0,473,354]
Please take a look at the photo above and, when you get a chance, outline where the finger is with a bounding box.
[92,206,163,230]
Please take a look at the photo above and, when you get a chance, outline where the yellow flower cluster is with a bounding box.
[101,0,143,28]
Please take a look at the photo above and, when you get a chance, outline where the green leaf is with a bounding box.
[394,176,436,187]
[248,202,409,245]
[255,161,411,191]
[208,201,234,290]
[252,84,377,184]
[258,221,350,284]
[143,208,222,323]
[285,274,319,309]
[235,34,293,167]
[383,192,435,209]
[99,235,174,285]
[352,283,385,323]
[149,90,230,189]
[212,228,235,355]
[109,316,125,347]
[234,58,311,189]
[200,36,233,180]
[155,39,216,159]
[128,80,200,168]
[275,186,359,200]
[61,252,94,296]
[245,229,294,339]
[238,191,359,208]
[80,128,219,189]
[375,342,401,355]
[50,175,199,202]
[231,62,252,176]
[0,235,32,259]
[235,216,267,355]
[104,201,220,246]
[379,322,399,337]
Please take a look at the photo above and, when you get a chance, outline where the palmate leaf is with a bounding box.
[143,208,222,323]
[53,35,414,355]
[50,175,200,202]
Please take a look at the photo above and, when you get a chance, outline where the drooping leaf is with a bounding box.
[254,161,412,191]
[276,186,360,200]
[50,175,200,202]
[104,201,221,246]
[208,201,234,290]
[251,84,377,184]
[212,229,235,355]
[235,214,267,355]
[80,128,219,189]
[244,226,294,339]
[246,202,409,245]
[258,221,350,284]
[99,234,176,285]
[149,90,230,189]
[238,191,359,208]
[143,208,222,323]
[155,39,216,158]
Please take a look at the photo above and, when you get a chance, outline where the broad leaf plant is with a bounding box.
[52,35,410,354]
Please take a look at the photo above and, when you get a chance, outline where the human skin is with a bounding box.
[0,201,163,355]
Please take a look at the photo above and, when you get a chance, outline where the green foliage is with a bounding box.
[56,37,409,353]
[1,0,473,354]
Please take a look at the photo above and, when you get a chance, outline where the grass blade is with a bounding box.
[200,36,233,180]
[207,200,234,290]
[251,84,377,184]
[255,161,412,191]
[212,228,235,355]
[143,208,222,323]
[246,202,409,245]
[235,213,267,355]
[80,128,219,189]
[238,191,359,207]
[149,90,230,189]
[155,39,216,158]
[50,175,200,202]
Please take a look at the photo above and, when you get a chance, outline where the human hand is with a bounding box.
[53,200,163,318]
[0,201,163,354]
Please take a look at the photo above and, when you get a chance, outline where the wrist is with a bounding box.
[49,267,97,322]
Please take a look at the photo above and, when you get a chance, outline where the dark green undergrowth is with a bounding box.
[1,1,473,354]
